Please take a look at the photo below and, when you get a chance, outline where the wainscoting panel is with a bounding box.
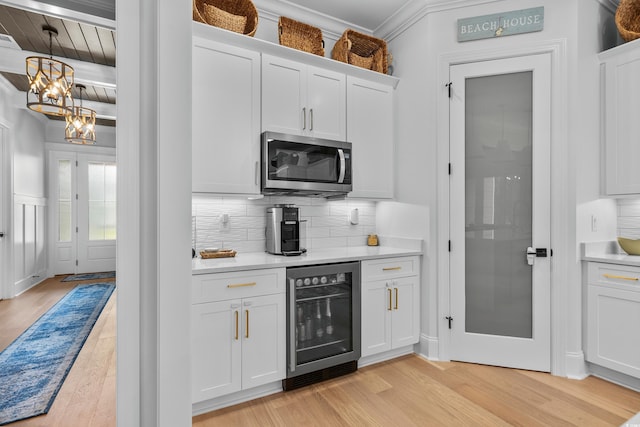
[13,195,47,296]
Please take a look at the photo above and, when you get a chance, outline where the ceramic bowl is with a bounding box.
[617,237,640,255]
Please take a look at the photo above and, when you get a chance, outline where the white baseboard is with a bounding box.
[13,270,48,298]
[565,351,588,380]
[358,346,415,368]
[417,333,439,360]
[192,382,283,416]
[587,363,640,392]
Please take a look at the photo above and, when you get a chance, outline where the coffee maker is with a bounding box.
[266,205,305,256]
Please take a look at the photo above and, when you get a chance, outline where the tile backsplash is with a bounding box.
[617,199,640,239]
[192,195,377,253]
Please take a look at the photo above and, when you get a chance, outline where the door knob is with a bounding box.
[0,232,4,238]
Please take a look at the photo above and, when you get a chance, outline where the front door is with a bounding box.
[449,54,551,371]
[50,151,116,275]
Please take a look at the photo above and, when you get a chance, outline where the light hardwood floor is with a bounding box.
[0,275,116,427]
[2,276,640,426]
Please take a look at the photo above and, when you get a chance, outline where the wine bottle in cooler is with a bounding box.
[315,300,324,338]
[325,297,333,335]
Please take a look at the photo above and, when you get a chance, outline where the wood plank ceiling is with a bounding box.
[0,4,116,126]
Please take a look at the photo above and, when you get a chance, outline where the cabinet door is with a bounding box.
[361,279,392,357]
[603,44,640,195]
[192,300,242,402]
[241,293,286,389]
[262,54,307,136]
[307,65,346,141]
[391,276,420,349]
[347,76,394,199]
[192,39,261,194]
[586,284,640,378]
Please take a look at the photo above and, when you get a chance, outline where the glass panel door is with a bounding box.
[465,71,533,339]
[449,54,551,372]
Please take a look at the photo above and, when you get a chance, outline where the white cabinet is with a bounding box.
[600,39,640,196]
[191,269,286,403]
[346,76,394,199]
[361,256,420,357]
[585,262,640,378]
[262,54,346,141]
[192,37,261,194]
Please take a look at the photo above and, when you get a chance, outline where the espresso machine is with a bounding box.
[266,205,305,256]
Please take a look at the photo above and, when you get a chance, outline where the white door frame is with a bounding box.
[0,124,10,299]
[436,40,571,376]
[448,54,551,371]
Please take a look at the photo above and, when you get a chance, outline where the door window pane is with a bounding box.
[88,162,117,241]
[58,159,72,242]
[465,72,533,339]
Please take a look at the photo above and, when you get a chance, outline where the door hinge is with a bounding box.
[76,226,78,233]
[75,160,78,167]
[75,260,78,266]
[448,163,452,175]
[445,316,453,329]
[445,82,453,98]
[76,194,78,200]
[448,240,451,252]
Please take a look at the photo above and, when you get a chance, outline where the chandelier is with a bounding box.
[65,84,96,144]
[26,25,74,116]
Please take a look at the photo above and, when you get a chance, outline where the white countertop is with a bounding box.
[581,241,640,267]
[192,245,423,274]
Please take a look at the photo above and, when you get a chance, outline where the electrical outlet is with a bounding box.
[220,213,230,230]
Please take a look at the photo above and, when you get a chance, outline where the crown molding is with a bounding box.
[596,0,618,13]
[253,0,374,40]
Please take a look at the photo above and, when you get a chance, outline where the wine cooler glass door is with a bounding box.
[287,262,360,376]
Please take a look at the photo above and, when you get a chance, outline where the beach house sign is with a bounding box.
[457,7,544,42]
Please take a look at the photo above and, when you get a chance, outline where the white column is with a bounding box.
[116,0,192,426]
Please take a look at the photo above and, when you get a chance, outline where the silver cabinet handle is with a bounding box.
[302,107,306,130]
[310,108,314,131]
[255,161,259,186]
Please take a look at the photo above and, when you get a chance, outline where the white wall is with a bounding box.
[384,0,616,376]
[0,76,49,297]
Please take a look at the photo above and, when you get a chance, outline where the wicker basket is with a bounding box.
[616,0,640,42]
[193,0,258,37]
[332,29,387,74]
[278,16,325,56]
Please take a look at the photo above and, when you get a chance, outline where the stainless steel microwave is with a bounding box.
[261,131,352,197]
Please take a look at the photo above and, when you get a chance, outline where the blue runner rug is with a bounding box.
[61,271,116,282]
[0,283,115,425]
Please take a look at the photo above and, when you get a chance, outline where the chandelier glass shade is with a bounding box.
[65,84,96,144]
[26,26,74,116]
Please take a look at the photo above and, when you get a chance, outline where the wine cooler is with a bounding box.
[284,261,361,390]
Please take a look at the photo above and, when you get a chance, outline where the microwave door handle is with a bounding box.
[337,149,346,184]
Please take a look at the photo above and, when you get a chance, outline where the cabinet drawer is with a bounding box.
[192,268,285,303]
[587,263,640,291]
[362,256,419,281]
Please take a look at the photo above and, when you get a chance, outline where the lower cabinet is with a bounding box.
[191,269,286,403]
[361,257,420,357]
[585,262,640,378]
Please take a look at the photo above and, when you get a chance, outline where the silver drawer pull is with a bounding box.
[228,282,257,288]
[383,267,402,271]
[603,274,638,281]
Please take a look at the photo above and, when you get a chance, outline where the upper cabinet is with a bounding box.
[191,23,399,198]
[262,54,346,141]
[347,76,394,199]
[600,39,640,196]
[192,37,261,195]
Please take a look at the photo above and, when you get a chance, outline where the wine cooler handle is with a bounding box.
[289,279,297,373]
